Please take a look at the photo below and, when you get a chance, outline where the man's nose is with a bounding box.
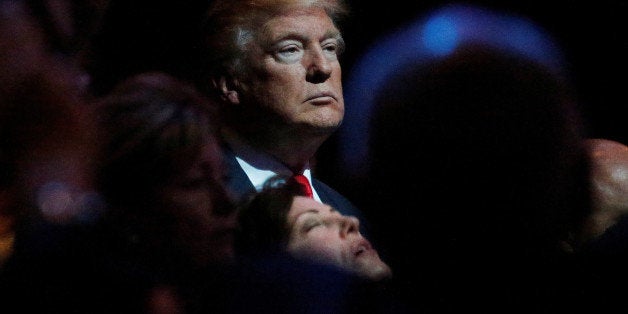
[305,47,332,83]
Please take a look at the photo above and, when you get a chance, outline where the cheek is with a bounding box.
[330,65,343,87]
[289,232,344,264]
[250,65,304,97]
[162,191,213,222]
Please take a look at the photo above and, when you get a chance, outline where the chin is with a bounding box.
[308,117,343,133]
[308,107,343,126]
[356,260,393,282]
[368,264,393,282]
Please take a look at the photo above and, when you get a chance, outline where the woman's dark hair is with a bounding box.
[235,174,308,258]
[95,72,218,211]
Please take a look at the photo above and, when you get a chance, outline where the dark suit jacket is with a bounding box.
[222,145,371,235]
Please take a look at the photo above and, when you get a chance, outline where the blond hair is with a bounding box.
[199,0,349,90]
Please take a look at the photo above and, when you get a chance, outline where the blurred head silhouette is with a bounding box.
[365,44,592,311]
[95,72,236,267]
[583,138,628,240]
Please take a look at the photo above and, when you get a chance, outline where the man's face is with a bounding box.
[237,7,345,135]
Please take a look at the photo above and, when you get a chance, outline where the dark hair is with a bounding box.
[363,44,593,310]
[95,72,219,211]
[235,174,308,258]
[371,45,590,250]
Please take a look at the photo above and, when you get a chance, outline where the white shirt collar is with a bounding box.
[222,130,321,201]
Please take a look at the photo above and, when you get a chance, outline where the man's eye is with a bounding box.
[323,44,337,53]
[279,46,299,54]
[275,44,303,62]
[323,38,344,57]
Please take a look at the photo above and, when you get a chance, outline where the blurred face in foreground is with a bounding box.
[157,136,237,264]
[286,196,392,281]
[585,138,628,240]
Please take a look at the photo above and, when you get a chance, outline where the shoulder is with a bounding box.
[311,178,356,213]
[220,144,256,200]
[311,178,372,235]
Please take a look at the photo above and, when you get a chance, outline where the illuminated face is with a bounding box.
[158,137,236,264]
[237,7,345,136]
[286,196,392,281]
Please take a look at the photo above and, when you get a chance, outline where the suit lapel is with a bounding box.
[221,144,256,200]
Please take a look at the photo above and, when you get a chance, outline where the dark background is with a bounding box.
[87,0,628,192]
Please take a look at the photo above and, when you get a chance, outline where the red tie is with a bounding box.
[292,174,314,198]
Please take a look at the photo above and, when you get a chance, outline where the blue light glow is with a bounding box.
[338,3,566,177]
[422,15,458,56]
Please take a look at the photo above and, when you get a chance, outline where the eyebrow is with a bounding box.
[291,209,319,227]
[297,209,321,218]
[269,28,342,45]
[297,206,336,219]
[291,206,337,226]
[325,29,342,40]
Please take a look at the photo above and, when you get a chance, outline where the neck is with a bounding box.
[222,126,327,172]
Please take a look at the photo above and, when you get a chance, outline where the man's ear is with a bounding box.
[212,75,240,105]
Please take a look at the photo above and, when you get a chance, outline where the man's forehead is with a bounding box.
[258,7,338,39]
